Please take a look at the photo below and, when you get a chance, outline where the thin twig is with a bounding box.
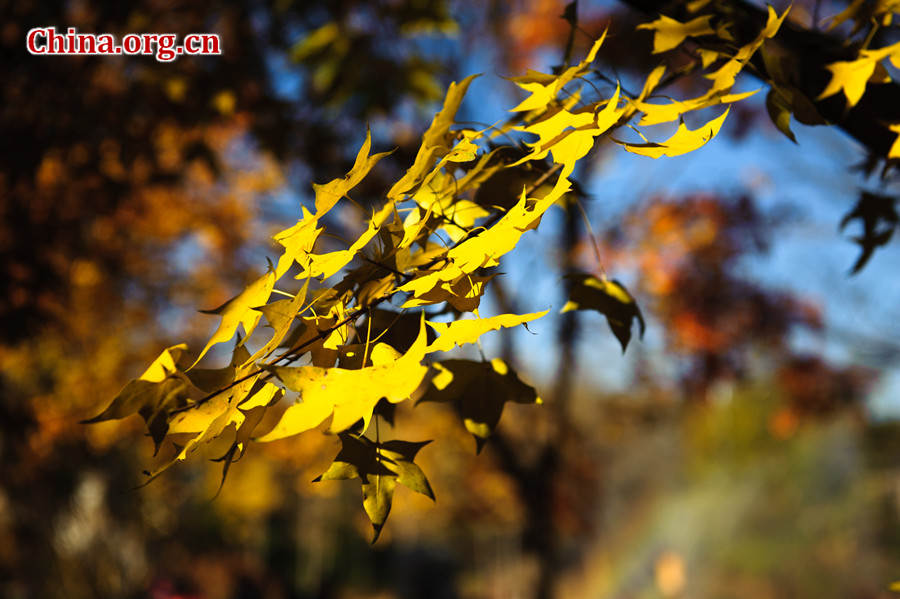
[572,196,607,278]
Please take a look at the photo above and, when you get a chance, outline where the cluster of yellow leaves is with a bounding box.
[260,316,431,439]
[88,9,784,538]
[810,0,900,158]
[627,5,788,153]
[505,6,789,165]
[87,82,555,491]
[258,310,547,442]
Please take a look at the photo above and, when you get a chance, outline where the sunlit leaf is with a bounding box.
[638,65,667,100]
[637,15,715,53]
[245,277,311,365]
[635,90,754,126]
[890,123,900,158]
[359,309,438,353]
[508,30,607,113]
[313,127,393,216]
[389,74,480,200]
[624,109,730,158]
[192,269,276,367]
[817,57,877,107]
[426,310,549,353]
[445,130,480,162]
[273,207,322,278]
[400,272,496,312]
[446,174,572,270]
[259,315,429,439]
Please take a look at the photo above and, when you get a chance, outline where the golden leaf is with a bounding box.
[624,109,730,158]
[259,315,429,440]
[637,15,715,53]
[426,310,549,353]
[192,270,276,367]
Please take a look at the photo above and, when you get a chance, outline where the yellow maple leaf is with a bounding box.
[426,310,549,353]
[818,41,900,107]
[760,4,790,39]
[273,206,322,278]
[508,30,607,113]
[313,127,392,216]
[625,109,730,158]
[192,270,276,367]
[638,65,667,100]
[296,202,394,279]
[817,26,900,107]
[637,15,715,53]
[818,57,877,107]
[400,273,495,312]
[390,74,480,200]
[82,344,189,423]
[140,344,188,383]
[636,90,754,126]
[258,316,430,440]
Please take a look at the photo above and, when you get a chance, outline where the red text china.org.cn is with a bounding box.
[27,27,221,62]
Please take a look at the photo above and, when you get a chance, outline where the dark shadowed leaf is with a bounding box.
[314,433,433,542]
[840,191,898,273]
[562,274,645,351]
[419,358,541,452]
[765,88,797,143]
